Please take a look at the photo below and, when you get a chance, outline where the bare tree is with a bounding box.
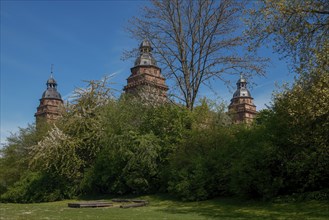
[128,0,267,110]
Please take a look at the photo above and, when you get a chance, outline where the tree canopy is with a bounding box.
[246,0,329,72]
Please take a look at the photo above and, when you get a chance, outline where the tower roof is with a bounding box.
[134,39,158,67]
[232,75,251,98]
[140,39,152,48]
[42,75,62,100]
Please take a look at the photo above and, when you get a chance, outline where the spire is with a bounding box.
[47,64,57,89]
[50,64,54,78]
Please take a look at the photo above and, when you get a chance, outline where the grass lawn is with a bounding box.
[1,195,328,220]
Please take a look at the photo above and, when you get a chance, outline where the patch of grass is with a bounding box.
[1,194,328,220]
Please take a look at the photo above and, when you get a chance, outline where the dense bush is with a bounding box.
[265,72,329,195]
[0,124,49,195]
[87,131,161,194]
[1,73,328,203]
[81,97,192,195]
[166,72,329,200]
[167,127,234,201]
[228,126,283,200]
[0,172,76,203]
[166,101,234,201]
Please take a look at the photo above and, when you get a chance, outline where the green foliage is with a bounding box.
[247,0,329,72]
[167,104,235,201]
[29,125,84,180]
[2,71,327,203]
[100,95,148,135]
[229,126,283,200]
[86,98,193,195]
[0,124,47,195]
[268,72,329,194]
[86,96,194,194]
[87,131,161,194]
[58,78,114,164]
[1,78,114,202]
[140,104,192,159]
[0,172,76,203]
[245,0,329,198]
[167,79,328,201]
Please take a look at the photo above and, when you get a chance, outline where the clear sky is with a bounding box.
[0,0,294,145]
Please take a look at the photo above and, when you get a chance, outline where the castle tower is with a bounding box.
[228,75,257,123]
[35,71,63,124]
[123,40,168,102]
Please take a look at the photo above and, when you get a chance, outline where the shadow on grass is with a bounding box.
[75,193,329,219]
[149,195,329,220]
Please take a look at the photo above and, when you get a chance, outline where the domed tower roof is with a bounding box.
[42,75,62,99]
[232,75,251,98]
[134,39,158,67]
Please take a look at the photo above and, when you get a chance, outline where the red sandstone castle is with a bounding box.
[35,74,64,124]
[228,75,257,123]
[124,40,168,103]
[35,40,256,124]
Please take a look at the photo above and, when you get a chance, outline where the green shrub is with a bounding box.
[0,172,77,203]
[229,126,284,200]
[87,131,161,195]
[167,126,234,201]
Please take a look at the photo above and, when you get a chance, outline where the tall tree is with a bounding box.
[246,0,329,73]
[128,0,266,110]
[246,0,329,195]
[29,78,114,180]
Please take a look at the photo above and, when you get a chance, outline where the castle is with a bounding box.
[124,40,168,103]
[228,75,257,123]
[35,40,256,124]
[35,72,63,124]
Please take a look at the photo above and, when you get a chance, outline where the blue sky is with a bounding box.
[0,0,294,145]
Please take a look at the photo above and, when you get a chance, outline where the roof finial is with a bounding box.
[50,64,54,78]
